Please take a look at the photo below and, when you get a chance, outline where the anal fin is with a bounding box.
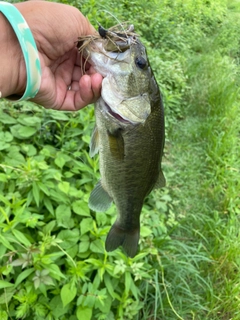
[89,180,112,212]
[154,170,166,189]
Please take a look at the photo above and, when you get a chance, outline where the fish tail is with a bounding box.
[105,223,140,258]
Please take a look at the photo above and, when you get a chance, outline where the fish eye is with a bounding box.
[98,25,108,38]
[135,56,147,69]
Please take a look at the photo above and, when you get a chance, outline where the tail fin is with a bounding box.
[105,223,140,258]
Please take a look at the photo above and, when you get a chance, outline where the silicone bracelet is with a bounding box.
[0,1,41,101]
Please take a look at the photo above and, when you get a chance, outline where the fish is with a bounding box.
[78,24,166,257]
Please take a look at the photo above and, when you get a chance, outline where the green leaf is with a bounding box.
[140,226,152,237]
[56,204,72,228]
[21,144,37,156]
[17,115,41,127]
[0,173,7,182]
[32,181,40,206]
[57,229,79,249]
[55,156,66,169]
[12,229,31,247]
[79,240,90,253]
[37,182,50,196]
[104,274,120,300]
[50,296,69,318]
[14,268,35,287]
[10,124,38,139]
[72,200,90,217]
[61,283,77,307]
[76,306,92,320]
[58,182,70,194]
[49,111,70,121]
[0,234,15,251]
[124,272,132,293]
[0,112,17,124]
[0,310,8,320]
[0,141,10,150]
[0,280,14,289]
[90,239,104,254]
[43,197,54,215]
[80,218,93,235]
[0,287,15,304]
[46,264,66,280]
[43,220,56,235]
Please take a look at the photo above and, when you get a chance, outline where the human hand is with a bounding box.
[15,1,102,110]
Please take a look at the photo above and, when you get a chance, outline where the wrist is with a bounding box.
[0,12,26,98]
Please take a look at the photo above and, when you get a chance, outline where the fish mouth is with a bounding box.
[103,100,132,124]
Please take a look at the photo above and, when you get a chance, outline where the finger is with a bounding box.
[59,73,102,111]
[77,74,102,104]
[90,73,103,99]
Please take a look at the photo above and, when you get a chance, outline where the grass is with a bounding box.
[164,6,240,318]
[0,1,239,319]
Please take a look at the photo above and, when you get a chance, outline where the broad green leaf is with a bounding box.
[80,218,93,235]
[17,115,41,127]
[76,306,92,320]
[14,268,35,287]
[49,111,70,121]
[79,240,90,253]
[0,112,17,124]
[21,144,37,156]
[10,124,38,139]
[72,200,90,217]
[57,229,79,249]
[58,182,70,194]
[0,173,7,182]
[46,264,66,280]
[49,296,69,318]
[0,280,14,289]
[0,141,10,150]
[0,287,15,304]
[0,310,8,320]
[55,156,66,169]
[43,220,56,235]
[61,283,77,307]
[140,226,152,237]
[12,229,31,247]
[90,239,104,254]
[56,204,72,228]
[7,149,25,164]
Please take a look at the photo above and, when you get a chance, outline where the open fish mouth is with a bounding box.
[102,100,132,124]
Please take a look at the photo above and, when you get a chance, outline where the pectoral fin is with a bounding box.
[89,125,99,158]
[89,180,112,212]
[107,129,124,160]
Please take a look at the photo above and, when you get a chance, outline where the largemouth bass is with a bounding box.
[78,24,165,257]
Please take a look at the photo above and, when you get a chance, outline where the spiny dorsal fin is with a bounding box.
[89,180,112,212]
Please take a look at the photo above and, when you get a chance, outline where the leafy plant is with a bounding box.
[0,0,240,319]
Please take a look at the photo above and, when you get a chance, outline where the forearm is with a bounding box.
[0,11,26,98]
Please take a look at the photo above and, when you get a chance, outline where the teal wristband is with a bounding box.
[0,1,41,101]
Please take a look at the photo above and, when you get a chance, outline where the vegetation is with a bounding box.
[0,0,239,319]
